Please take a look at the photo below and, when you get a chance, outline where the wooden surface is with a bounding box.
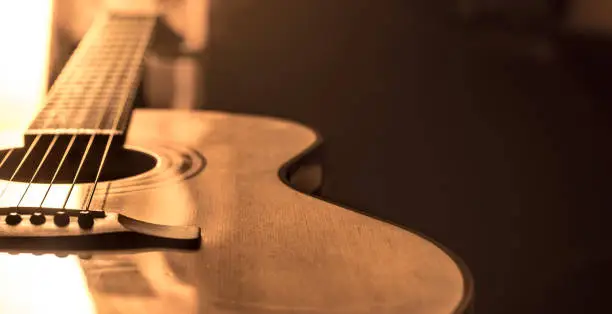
[0,109,471,313]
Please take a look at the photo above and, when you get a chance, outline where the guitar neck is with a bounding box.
[28,14,156,135]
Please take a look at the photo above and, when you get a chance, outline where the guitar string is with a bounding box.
[59,25,120,209]
[15,95,82,208]
[38,135,76,207]
[85,20,154,210]
[2,105,66,207]
[0,150,14,193]
[1,92,79,206]
[0,134,42,201]
[0,149,14,171]
[35,69,98,207]
[0,149,12,199]
[0,13,107,209]
[60,134,96,209]
[16,48,89,207]
[35,76,91,208]
[61,47,127,209]
[0,16,152,211]
[16,134,59,206]
[0,113,58,203]
[36,15,112,208]
[62,18,154,210]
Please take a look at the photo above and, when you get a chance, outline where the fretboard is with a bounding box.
[28,14,156,135]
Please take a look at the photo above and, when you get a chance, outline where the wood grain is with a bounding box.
[0,109,472,314]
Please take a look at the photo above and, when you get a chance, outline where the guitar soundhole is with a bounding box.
[0,134,157,184]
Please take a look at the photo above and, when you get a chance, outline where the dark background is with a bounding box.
[204,1,612,313]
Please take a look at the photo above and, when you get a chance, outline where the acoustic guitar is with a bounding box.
[0,11,473,314]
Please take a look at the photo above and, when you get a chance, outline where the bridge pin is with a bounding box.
[29,212,46,225]
[53,211,70,227]
[78,211,94,229]
[5,212,22,225]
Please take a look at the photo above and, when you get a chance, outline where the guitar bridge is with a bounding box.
[0,207,201,244]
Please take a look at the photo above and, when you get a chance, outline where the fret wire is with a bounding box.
[42,15,105,130]
[45,16,101,97]
[75,69,113,129]
[67,37,116,129]
[34,14,139,130]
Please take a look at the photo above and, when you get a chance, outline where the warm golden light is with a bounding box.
[0,184,94,313]
[0,5,95,311]
[0,1,54,149]
[0,254,96,314]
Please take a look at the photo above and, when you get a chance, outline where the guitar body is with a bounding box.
[0,109,471,313]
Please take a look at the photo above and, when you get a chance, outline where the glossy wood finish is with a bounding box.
[0,109,471,314]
